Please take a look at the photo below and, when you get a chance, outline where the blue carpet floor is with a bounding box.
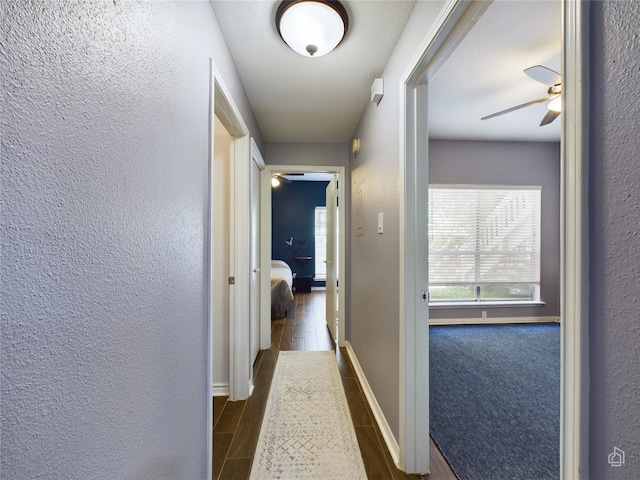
[429,324,560,480]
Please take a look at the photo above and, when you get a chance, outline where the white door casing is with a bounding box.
[260,165,347,347]
[325,176,338,343]
[209,61,252,407]
[250,139,265,366]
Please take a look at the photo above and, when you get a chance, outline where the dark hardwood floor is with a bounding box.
[213,291,457,480]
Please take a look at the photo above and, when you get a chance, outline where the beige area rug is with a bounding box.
[249,351,368,479]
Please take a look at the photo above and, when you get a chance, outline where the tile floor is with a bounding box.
[213,291,457,480]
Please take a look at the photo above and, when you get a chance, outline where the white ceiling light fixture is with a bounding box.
[276,0,349,58]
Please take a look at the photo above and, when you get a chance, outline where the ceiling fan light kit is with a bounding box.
[276,0,349,58]
[547,96,561,112]
[481,65,562,126]
[271,175,288,187]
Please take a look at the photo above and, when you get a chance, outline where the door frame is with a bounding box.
[260,165,347,347]
[250,139,266,365]
[398,0,589,476]
[324,175,339,343]
[207,59,253,476]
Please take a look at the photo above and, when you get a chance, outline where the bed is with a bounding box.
[271,260,294,318]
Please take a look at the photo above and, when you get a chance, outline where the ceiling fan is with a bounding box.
[481,65,562,126]
[273,173,305,183]
[272,174,291,185]
[271,173,304,187]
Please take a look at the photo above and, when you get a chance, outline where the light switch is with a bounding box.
[378,213,384,234]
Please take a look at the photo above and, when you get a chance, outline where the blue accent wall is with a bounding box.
[272,181,329,286]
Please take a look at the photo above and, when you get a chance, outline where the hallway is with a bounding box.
[213,291,456,479]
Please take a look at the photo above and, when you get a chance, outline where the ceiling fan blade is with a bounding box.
[524,65,561,86]
[539,109,561,126]
[481,96,553,121]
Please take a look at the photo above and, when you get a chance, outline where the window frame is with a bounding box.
[428,184,542,306]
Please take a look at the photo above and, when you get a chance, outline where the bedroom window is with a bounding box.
[315,207,327,280]
[428,185,541,304]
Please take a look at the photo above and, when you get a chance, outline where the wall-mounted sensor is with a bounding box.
[371,78,384,105]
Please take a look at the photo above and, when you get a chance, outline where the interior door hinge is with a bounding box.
[229,277,235,285]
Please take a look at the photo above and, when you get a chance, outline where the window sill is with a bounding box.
[429,300,546,309]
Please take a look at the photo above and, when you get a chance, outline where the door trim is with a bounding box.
[250,139,270,355]
[250,139,265,366]
[398,0,589,476]
[260,165,347,347]
[208,57,252,427]
[560,2,590,476]
[325,176,339,343]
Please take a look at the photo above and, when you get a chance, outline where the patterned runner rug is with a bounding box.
[249,351,367,479]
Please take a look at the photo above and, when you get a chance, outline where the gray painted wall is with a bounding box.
[589,2,640,478]
[348,0,445,441]
[1,1,261,478]
[350,1,640,472]
[428,140,560,320]
[265,142,349,167]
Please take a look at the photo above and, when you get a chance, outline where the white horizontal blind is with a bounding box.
[315,207,327,279]
[428,185,541,285]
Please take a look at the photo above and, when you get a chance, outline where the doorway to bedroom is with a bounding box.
[260,165,346,349]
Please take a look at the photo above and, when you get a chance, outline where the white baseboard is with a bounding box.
[212,379,254,399]
[212,383,229,397]
[429,315,560,326]
[345,342,400,467]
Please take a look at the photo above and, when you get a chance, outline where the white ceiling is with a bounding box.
[429,0,561,141]
[210,0,561,144]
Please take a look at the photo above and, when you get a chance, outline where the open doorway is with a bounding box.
[399,0,588,476]
[260,165,346,349]
[207,59,254,479]
[211,114,233,396]
[425,2,561,478]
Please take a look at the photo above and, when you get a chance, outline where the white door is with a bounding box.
[250,156,261,365]
[325,176,338,343]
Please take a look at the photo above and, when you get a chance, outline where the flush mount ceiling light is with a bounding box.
[276,0,349,58]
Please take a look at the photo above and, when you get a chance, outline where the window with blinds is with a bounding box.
[315,207,327,279]
[428,185,541,303]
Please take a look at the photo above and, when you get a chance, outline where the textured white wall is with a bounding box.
[1,1,261,478]
[589,1,640,477]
